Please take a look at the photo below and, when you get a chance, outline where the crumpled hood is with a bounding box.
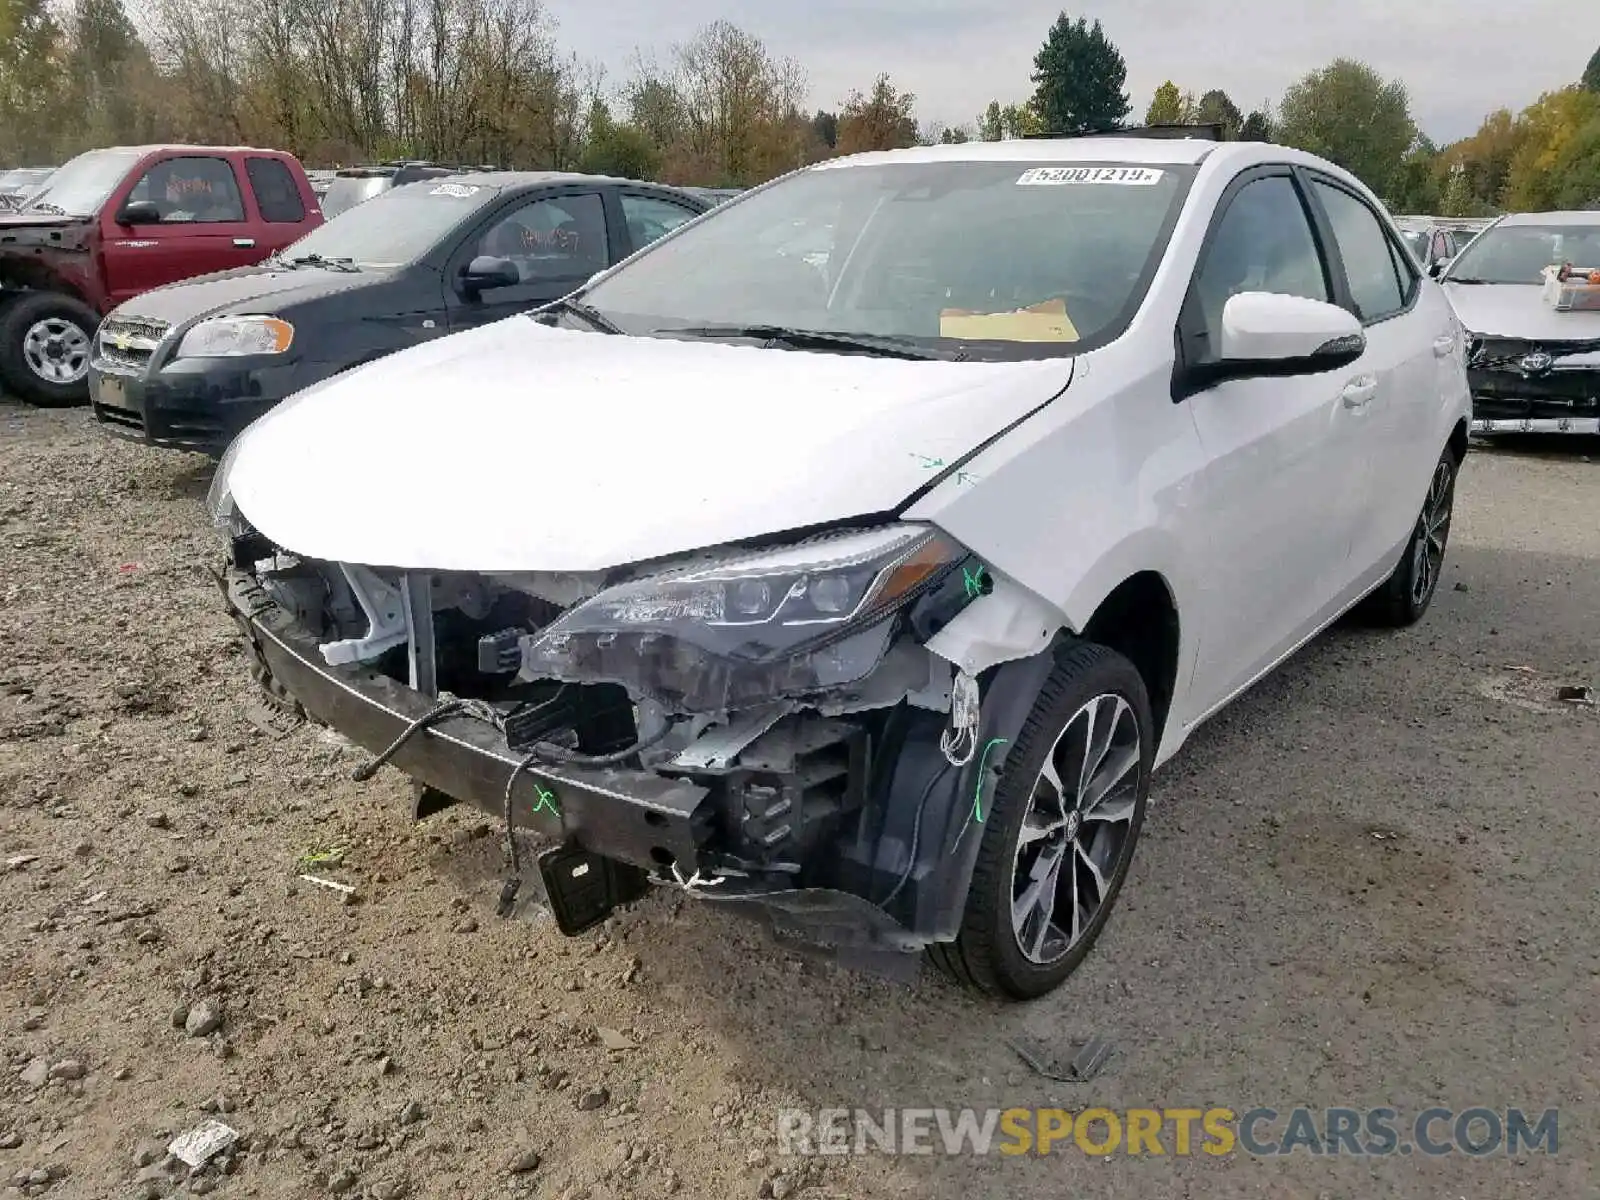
[1444,281,1600,342]
[225,318,1072,572]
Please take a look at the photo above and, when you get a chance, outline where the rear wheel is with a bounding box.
[930,642,1152,1000]
[0,292,98,407]
[1357,445,1457,627]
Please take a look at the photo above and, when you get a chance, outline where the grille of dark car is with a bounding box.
[97,316,170,371]
[1467,335,1600,411]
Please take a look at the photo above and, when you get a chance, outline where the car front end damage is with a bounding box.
[1465,334,1600,435]
[213,487,1063,962]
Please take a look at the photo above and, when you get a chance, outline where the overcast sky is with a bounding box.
[543,0,1598,145]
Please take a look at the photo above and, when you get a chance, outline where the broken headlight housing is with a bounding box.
[519,524,964,713]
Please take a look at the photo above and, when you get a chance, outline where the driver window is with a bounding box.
[128,156,245,223]
[1192,175,1328,358]
[475,193,607,284]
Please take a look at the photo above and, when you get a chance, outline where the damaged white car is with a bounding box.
[208,136,1471,1000]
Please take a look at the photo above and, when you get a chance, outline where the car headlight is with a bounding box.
[178,316,294,358]
[519,524,968,713]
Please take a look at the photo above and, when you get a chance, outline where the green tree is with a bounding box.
[938,124,971,144]
[836,73,919,154]
[1239,109,1273,140]
[0,0,66,162]
[1001,101,1043,138]
[811,109,837,149]
[1502,86,1600,210]
[1145,80,1183,125]
[1029,12,1130,133]
[1584,46,1600,92]
[977,100,1003,141]
[578,98,661,180]
[1388,137,1442,213]
[1276,59,1415,193]
[1195,88,1242,139]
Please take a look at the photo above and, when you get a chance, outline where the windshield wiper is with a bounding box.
[1441,277,1497,285]
[659,324,946,360]
[542,296,623,334]
[283,253,359,272]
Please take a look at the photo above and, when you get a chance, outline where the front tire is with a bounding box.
[930,642,1153,1000]
[1358,445,1458,627]
[0,292,98,407]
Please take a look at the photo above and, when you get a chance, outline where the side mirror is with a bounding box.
[1179,291,1365,396]
[460,255,519,293]
[116,199,163,226]
[1217,292,1365,370]
[1429,257,1452,279]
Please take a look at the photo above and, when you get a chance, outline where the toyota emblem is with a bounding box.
[1519,350,1554,376]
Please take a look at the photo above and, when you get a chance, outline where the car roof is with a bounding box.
[1495,210,1600,227]
[93,144,296,157]
[813,137,1225,171]
[425,170,695,192]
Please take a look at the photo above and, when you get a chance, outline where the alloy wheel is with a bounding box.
[1410,457,1454,607]
[1010,692,1141,965]
[22,318,90,385]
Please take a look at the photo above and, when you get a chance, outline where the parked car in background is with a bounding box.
[1438,210,1600,434]
[0,167,55,210]
[680,186,744,206]
[305,169,337,198]
[1395,219,1471,276]
[320,163,458,218]
[208,136,1469,1001]
[0,144,322,405]
[91,172,712,453]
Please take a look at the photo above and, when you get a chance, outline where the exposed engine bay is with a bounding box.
[221,520,1062,957]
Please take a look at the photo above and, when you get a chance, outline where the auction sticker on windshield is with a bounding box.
[429,184,481,197]
[1016,166,1164,186]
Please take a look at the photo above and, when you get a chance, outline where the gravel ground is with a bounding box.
[1,403,1596,1200]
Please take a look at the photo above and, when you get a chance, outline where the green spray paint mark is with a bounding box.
[911,453,945,469]
[530,782,560,817]
[963,564,989,599]
[972,737,1008,823]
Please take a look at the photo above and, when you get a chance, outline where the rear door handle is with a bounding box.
[1341,375,1378,409]
[1433,334,1456,357]
[233,238,256,249]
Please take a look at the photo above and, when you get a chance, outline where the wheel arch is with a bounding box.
[1077,569,1181,748]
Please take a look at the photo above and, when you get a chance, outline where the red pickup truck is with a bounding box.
[0,144,322,405]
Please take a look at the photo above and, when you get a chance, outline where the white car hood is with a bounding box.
[1443,281,1600,342]
[226,318,1072,572]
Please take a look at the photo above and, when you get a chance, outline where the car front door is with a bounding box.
[100,154,262,306]
[1179,169,1372,710]
[1302,174,1440,591]
[445,188,615,331]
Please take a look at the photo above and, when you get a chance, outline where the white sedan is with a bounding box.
[208,135,1471,1000]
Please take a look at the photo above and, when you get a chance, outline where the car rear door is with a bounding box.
[242,155,317,257]
[101,153,265,306]
[444,186,615,331]
[1301,173,1441,588]
[1178,168,1371,707]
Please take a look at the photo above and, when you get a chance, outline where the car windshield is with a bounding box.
[279,179,501,267]
[580,157,1193,359]
[1446,223,1600,283]
[22,148,143,216]
[321,175,395,219]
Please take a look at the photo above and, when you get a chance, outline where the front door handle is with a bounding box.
[233,238,256,249]
[1341,375,1378,409]
[1433,334,1456,357]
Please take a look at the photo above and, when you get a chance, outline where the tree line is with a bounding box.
[2,0,1597,212]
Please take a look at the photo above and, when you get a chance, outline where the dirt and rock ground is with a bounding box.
[1,402,1596,1200]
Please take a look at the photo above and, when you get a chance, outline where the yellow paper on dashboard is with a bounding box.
[938,297,1080,342]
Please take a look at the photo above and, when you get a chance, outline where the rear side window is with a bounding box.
[620,193,700,251]
[1311,180,1409,323]
[245,157,306,222]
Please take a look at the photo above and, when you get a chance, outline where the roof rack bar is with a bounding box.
[1021,122,1224,141]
